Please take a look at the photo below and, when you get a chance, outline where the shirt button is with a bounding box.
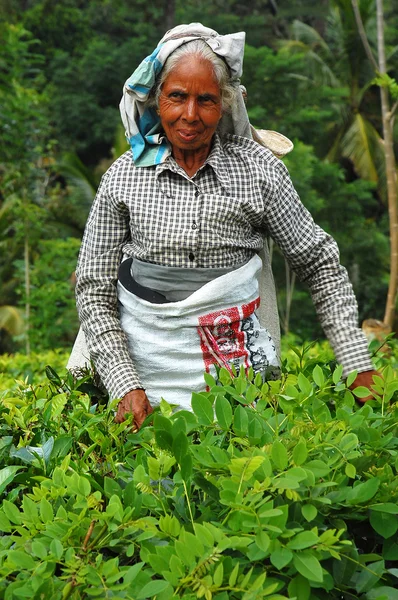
[189,253,195,261]
[192,222,197,230]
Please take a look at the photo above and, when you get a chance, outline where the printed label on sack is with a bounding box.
[197,298,260,376]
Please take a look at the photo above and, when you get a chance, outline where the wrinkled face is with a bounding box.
[158,56,222,155]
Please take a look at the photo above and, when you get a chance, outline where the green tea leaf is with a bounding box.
[104,476,122,499]
[370,504,398,514]
[340,433,358,453]
[370,511,398,538]
[204,371,217,388]
[8,550,36,570]
[215,396,233,430]
[155,429,173,452]
[229,563,239,587]
[346,370,358,388]
[270,548,293,569]
[305,460,330,478]
[172,431,189,465]
[255,530,270,553]
[332,364,343,384]
[297,372,313,396]
[233,405,249,436]
[133,464,150,486]
[3,500,21,524]
[312,364,325,388]
[159,514,180,537]
[366,587,398,600]
[287,530,319,550]
[213,562,224,587]
[293,441,308,466]
[191,392,214,425]
[245,383,259,404]
[180,453,193,481]
[355,560,384,593]
[123,562,145,583]
[301,504,317,522]
[347,478,380,504]
[147,456,160,480]
[31,541,47,560]
[194,522,214,547]
[271,440,288,471]
[0,465,24,495]
[136,579,170,599]
[154,413,173,433]
[229,456,265,480]
[352,386,371,399]
[288,574,311,600]
[293,551,323,583]
[50,539,63,559]
[345,463,356,479]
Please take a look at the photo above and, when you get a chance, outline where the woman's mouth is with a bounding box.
[177,130,199,142]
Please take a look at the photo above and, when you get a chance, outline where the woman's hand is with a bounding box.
[115,389,153,428]
[349,369,381,403]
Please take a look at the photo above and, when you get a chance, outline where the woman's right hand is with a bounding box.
[115,389,153,429]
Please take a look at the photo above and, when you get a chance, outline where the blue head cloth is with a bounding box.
[119,23,249,167]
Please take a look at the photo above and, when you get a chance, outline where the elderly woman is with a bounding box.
[74,23,376,428]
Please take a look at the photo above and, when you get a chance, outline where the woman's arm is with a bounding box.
[75,170,146,404]
[261,160,374,378]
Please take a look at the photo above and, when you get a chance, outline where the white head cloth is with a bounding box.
[119,22,252,167]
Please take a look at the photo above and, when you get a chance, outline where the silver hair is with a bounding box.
[152,39,237,112]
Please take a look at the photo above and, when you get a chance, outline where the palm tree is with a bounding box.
[282,0,386,196]
[351,0,398,327]
[283,0,398,327]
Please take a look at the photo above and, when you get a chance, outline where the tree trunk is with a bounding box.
[164,0,175,32]
[377,0,398,328]
[352,0,398,328]
[24,234,30,355]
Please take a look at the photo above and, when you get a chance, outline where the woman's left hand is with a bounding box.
[349,369,381,403]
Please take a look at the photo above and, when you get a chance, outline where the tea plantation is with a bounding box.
[0,341,397,599]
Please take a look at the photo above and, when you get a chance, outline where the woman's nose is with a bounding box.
[183,97,199,122]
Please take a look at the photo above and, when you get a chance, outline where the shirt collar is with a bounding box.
[155,134,231,192]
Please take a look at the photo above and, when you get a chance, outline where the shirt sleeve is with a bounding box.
[75,170,143,399]
[262,160,373,377]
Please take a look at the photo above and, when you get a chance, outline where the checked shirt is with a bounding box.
[75,134,373,399]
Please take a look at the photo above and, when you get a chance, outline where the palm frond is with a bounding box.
[0,305,24,335]
[341,113,384,184]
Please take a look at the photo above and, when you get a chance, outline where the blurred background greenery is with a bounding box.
[0,0,397,356]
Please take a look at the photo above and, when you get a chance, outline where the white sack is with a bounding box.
[118,254,280,410]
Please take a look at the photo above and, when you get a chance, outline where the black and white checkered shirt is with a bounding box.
[75,133,372,399]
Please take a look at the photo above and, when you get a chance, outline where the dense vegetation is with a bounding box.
[0,0,397,352]
[0,341,397,599]
[1,4,398,595]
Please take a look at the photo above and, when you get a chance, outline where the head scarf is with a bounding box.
[119,23,252,167]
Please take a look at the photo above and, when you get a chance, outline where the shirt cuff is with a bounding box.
[103,362,144,400]
[329,330,373,378]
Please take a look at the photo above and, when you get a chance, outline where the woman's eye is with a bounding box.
[199,95,215,104]
[169,92,184,99]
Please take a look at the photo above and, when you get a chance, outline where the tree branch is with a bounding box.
[351,0,379,72]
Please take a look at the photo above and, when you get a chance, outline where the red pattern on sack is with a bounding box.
[197,298,260,375]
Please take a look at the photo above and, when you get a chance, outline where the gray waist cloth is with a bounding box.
[131,257,249,302]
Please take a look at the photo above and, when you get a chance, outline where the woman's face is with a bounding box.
[158,56,223,156]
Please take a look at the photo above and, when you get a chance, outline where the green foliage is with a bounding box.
[273,141,389,338]
[0,342,398,598]
[15,238,80,351]
[1,0,396,345]
[0,349,69,391]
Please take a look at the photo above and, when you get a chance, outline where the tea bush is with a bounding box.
[0,341,397,599]
[0,349,69,391]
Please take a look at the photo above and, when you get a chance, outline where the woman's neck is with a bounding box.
[172,145,211,178]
